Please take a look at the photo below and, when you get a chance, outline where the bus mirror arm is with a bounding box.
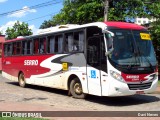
[105,48,114,56]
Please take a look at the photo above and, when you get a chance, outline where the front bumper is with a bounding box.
[106,78,158,96]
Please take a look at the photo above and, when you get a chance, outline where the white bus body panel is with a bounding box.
[86,66,102,96]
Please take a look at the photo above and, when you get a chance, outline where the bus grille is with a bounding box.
[127,82,152,90]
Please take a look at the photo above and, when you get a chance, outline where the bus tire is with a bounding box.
[18,72,26,88]
[70,78,86,99]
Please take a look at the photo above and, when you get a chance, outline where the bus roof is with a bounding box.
[37,22,146,35]
[4,21,147,42]
[104,21,146,30]
[4,37,24,43]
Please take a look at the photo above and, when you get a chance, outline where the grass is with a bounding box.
[158,80,160,86]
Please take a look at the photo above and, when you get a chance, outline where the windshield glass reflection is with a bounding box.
[108,29,157,68]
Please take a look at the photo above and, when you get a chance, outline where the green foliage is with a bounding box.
[39,20,53,29]
[147,1,160,52]
[40,0,160,28]
[40,0,104,28]
[150,19,160,51]
[108,0,148,21]
[5,21,33,40]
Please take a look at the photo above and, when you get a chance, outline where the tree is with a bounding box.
[40,0,104,28]
[40,0,160,28]
[108,0,149,21]
[40,20,53,29]
[6,21,33,40]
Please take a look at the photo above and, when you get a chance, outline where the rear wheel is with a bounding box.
[18,72,26,87]
[70,78,86,99]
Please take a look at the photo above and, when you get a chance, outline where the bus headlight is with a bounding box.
[110,70,124,82]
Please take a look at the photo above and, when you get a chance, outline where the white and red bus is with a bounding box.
[2,22,158,98]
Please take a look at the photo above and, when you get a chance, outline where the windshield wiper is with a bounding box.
[144,56,154,70]
[127,41,140,70]
[137,46,154,70]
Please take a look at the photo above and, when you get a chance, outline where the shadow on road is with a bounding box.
[7,82,160,107]
[7,82,68,97]
[85,94,160,106]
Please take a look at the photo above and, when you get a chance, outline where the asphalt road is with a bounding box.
[0,74,160,119]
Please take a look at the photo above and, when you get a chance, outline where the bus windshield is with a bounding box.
[108,29,157,72]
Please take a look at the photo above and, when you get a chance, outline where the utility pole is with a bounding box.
[104,0,109,21]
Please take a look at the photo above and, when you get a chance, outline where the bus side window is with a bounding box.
[8,44,12,56]
[4,44,8,56]
[56,35,63,53]
[64,31,84,53]
[16,42,21,55]
[34,39,39,54]
[48,36,54,53]
[28,40,33,55]
[59,36,63,53]
[22,41,27,55]
[74,31,84,52]
[12,42,22,55]
[54,36,59,53]
[22,40,32,55]
[12,42,17,55]
[39,37,46,54]
[79,31,84,52]
[65,33,73,52]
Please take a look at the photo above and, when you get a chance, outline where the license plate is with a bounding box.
[136,91,144,94]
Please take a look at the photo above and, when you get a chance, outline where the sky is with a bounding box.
[0,0,63,35]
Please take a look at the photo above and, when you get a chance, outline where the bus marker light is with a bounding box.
[82,73,86,75]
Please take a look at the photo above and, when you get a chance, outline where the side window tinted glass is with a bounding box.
[4,44,12,56]
[65,33,73,52]
[22,40,32,55]
[39,37,46,54]
[34,39,39,54]
[64,31,84,53]
[48,36,55,53]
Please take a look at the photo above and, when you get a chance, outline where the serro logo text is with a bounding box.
[126,75,139,79]
[24,60,38,66]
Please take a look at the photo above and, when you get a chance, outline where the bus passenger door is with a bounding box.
[87,36,107,96]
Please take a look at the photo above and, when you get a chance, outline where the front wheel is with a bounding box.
[18,72,26,87]
[70,78,86,99]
